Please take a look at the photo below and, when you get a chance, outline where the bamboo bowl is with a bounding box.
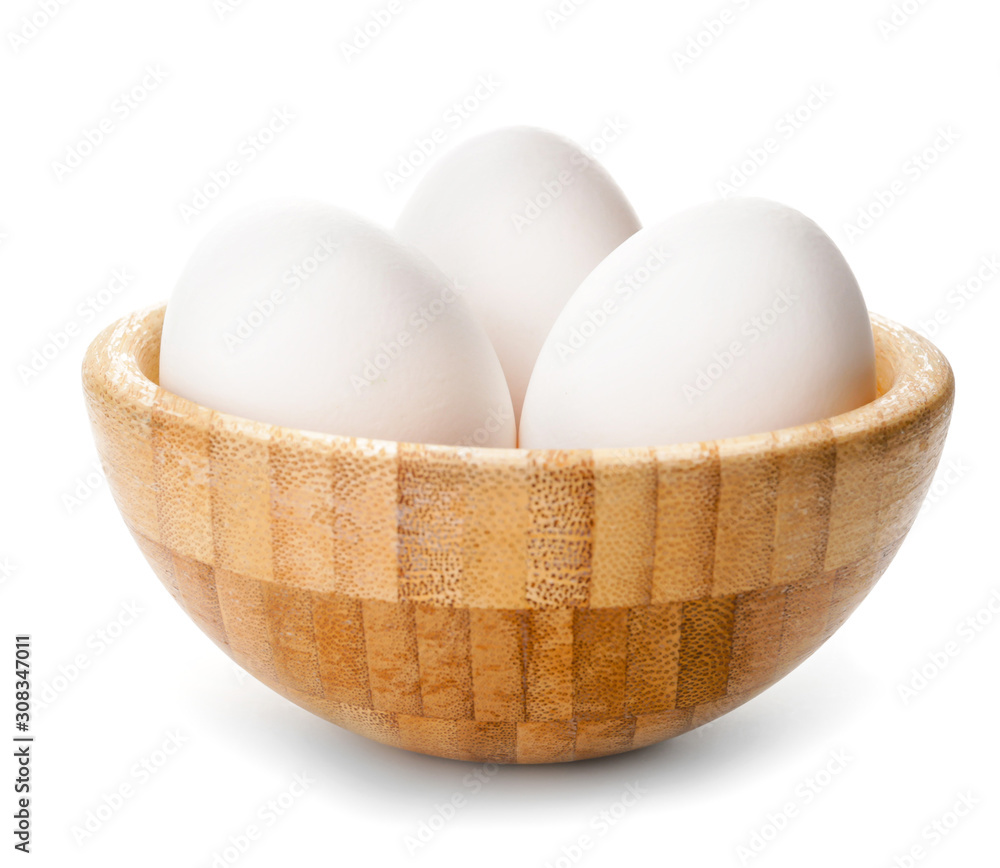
[83,305,953,763]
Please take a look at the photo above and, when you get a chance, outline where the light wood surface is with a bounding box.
[82,305,954,763]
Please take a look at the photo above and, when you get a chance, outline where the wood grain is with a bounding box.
[83,306,955,763]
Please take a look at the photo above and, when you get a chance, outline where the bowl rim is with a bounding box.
[83,304,955,464]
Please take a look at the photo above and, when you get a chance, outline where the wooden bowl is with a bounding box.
[83,306,954,763]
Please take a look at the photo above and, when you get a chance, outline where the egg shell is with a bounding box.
[159,200,515,447]
[519,198,878,449]
[395,126,641,421]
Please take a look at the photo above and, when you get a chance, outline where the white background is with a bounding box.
[2,0,998,866]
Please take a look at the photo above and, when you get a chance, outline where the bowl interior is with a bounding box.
[108,304,935,461]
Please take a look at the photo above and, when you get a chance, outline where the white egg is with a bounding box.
[519,198,877,449]
[395,126,641,421]
[159,200,515,447]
